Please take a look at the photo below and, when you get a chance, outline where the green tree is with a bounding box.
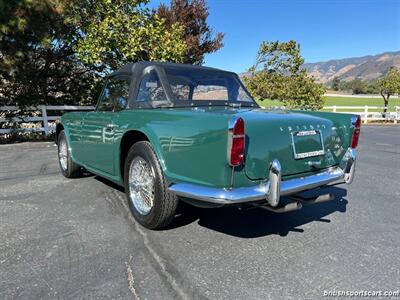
[0,0,101,108]
[331,76,340,91]
[244,40,325,109]
[338,80,351,91]
[156,0,224,65]
[378,67,400,115]
[73,0,187,71]
[349,78,366,94]
[0,0,188,110]
[364,81,379,94]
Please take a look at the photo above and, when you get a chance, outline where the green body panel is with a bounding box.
[237,109,353,179]
[80,111,115,174]
[115,108,238,188]
[60,107,355,189]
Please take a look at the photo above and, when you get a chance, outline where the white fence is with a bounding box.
[0,105,399,136]
[0,105,95,136]
[324,93,397,99]
[323,106,399,124]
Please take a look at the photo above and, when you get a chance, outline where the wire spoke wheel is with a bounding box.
[128,156,155,215]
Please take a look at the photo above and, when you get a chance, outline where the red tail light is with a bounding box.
[228,117,245,166]
[351,115,361,148]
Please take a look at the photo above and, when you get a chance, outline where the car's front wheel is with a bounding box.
[57,130,81,178]
[124,141,178,229]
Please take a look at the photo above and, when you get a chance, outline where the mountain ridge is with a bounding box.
[302,50,400,84]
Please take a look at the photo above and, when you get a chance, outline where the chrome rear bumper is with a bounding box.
[169,148,356,206]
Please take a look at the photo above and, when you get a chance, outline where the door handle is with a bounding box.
[105,124,118,131]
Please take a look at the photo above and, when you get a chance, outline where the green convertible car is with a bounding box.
[56,61,360,229]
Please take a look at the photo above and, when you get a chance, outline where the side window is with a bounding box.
[170,84,190,100]
[137,70,167,102]
[192,85,228,101]
[98,78,130,111]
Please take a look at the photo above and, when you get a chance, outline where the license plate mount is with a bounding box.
[291,130,325,160]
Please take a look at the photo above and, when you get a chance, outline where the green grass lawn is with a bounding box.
[256,96,400,113]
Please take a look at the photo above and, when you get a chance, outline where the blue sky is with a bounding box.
[150,0,400,73]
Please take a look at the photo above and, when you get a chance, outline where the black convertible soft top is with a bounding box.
[107,61,257,109]
[109,61,231,78]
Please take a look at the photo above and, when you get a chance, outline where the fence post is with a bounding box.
[41,106,49,136]
[363,106,368,124]
[333,105,336,113]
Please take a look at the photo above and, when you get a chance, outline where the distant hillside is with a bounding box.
[302,51,400,84]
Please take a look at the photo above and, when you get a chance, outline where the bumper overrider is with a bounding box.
[169,148,356,207]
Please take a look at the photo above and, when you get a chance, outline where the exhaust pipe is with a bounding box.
[260,201,302,213]
[259,192,334,214]
[289,193,335,204]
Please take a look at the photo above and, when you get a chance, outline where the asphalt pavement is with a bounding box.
[0,126,399,299]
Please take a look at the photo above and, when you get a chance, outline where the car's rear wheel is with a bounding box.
[124,141,178,229]
[58,130,81,178]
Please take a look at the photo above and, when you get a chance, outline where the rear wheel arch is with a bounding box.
[119,130,150,180]
[55,123,64,144]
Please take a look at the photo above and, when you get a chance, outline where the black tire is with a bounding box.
[57,130,81,178]
[124,141,178,229]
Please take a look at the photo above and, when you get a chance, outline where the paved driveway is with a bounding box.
[1,126,399,299]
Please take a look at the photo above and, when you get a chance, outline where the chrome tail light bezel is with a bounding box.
[227,117,245,166]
